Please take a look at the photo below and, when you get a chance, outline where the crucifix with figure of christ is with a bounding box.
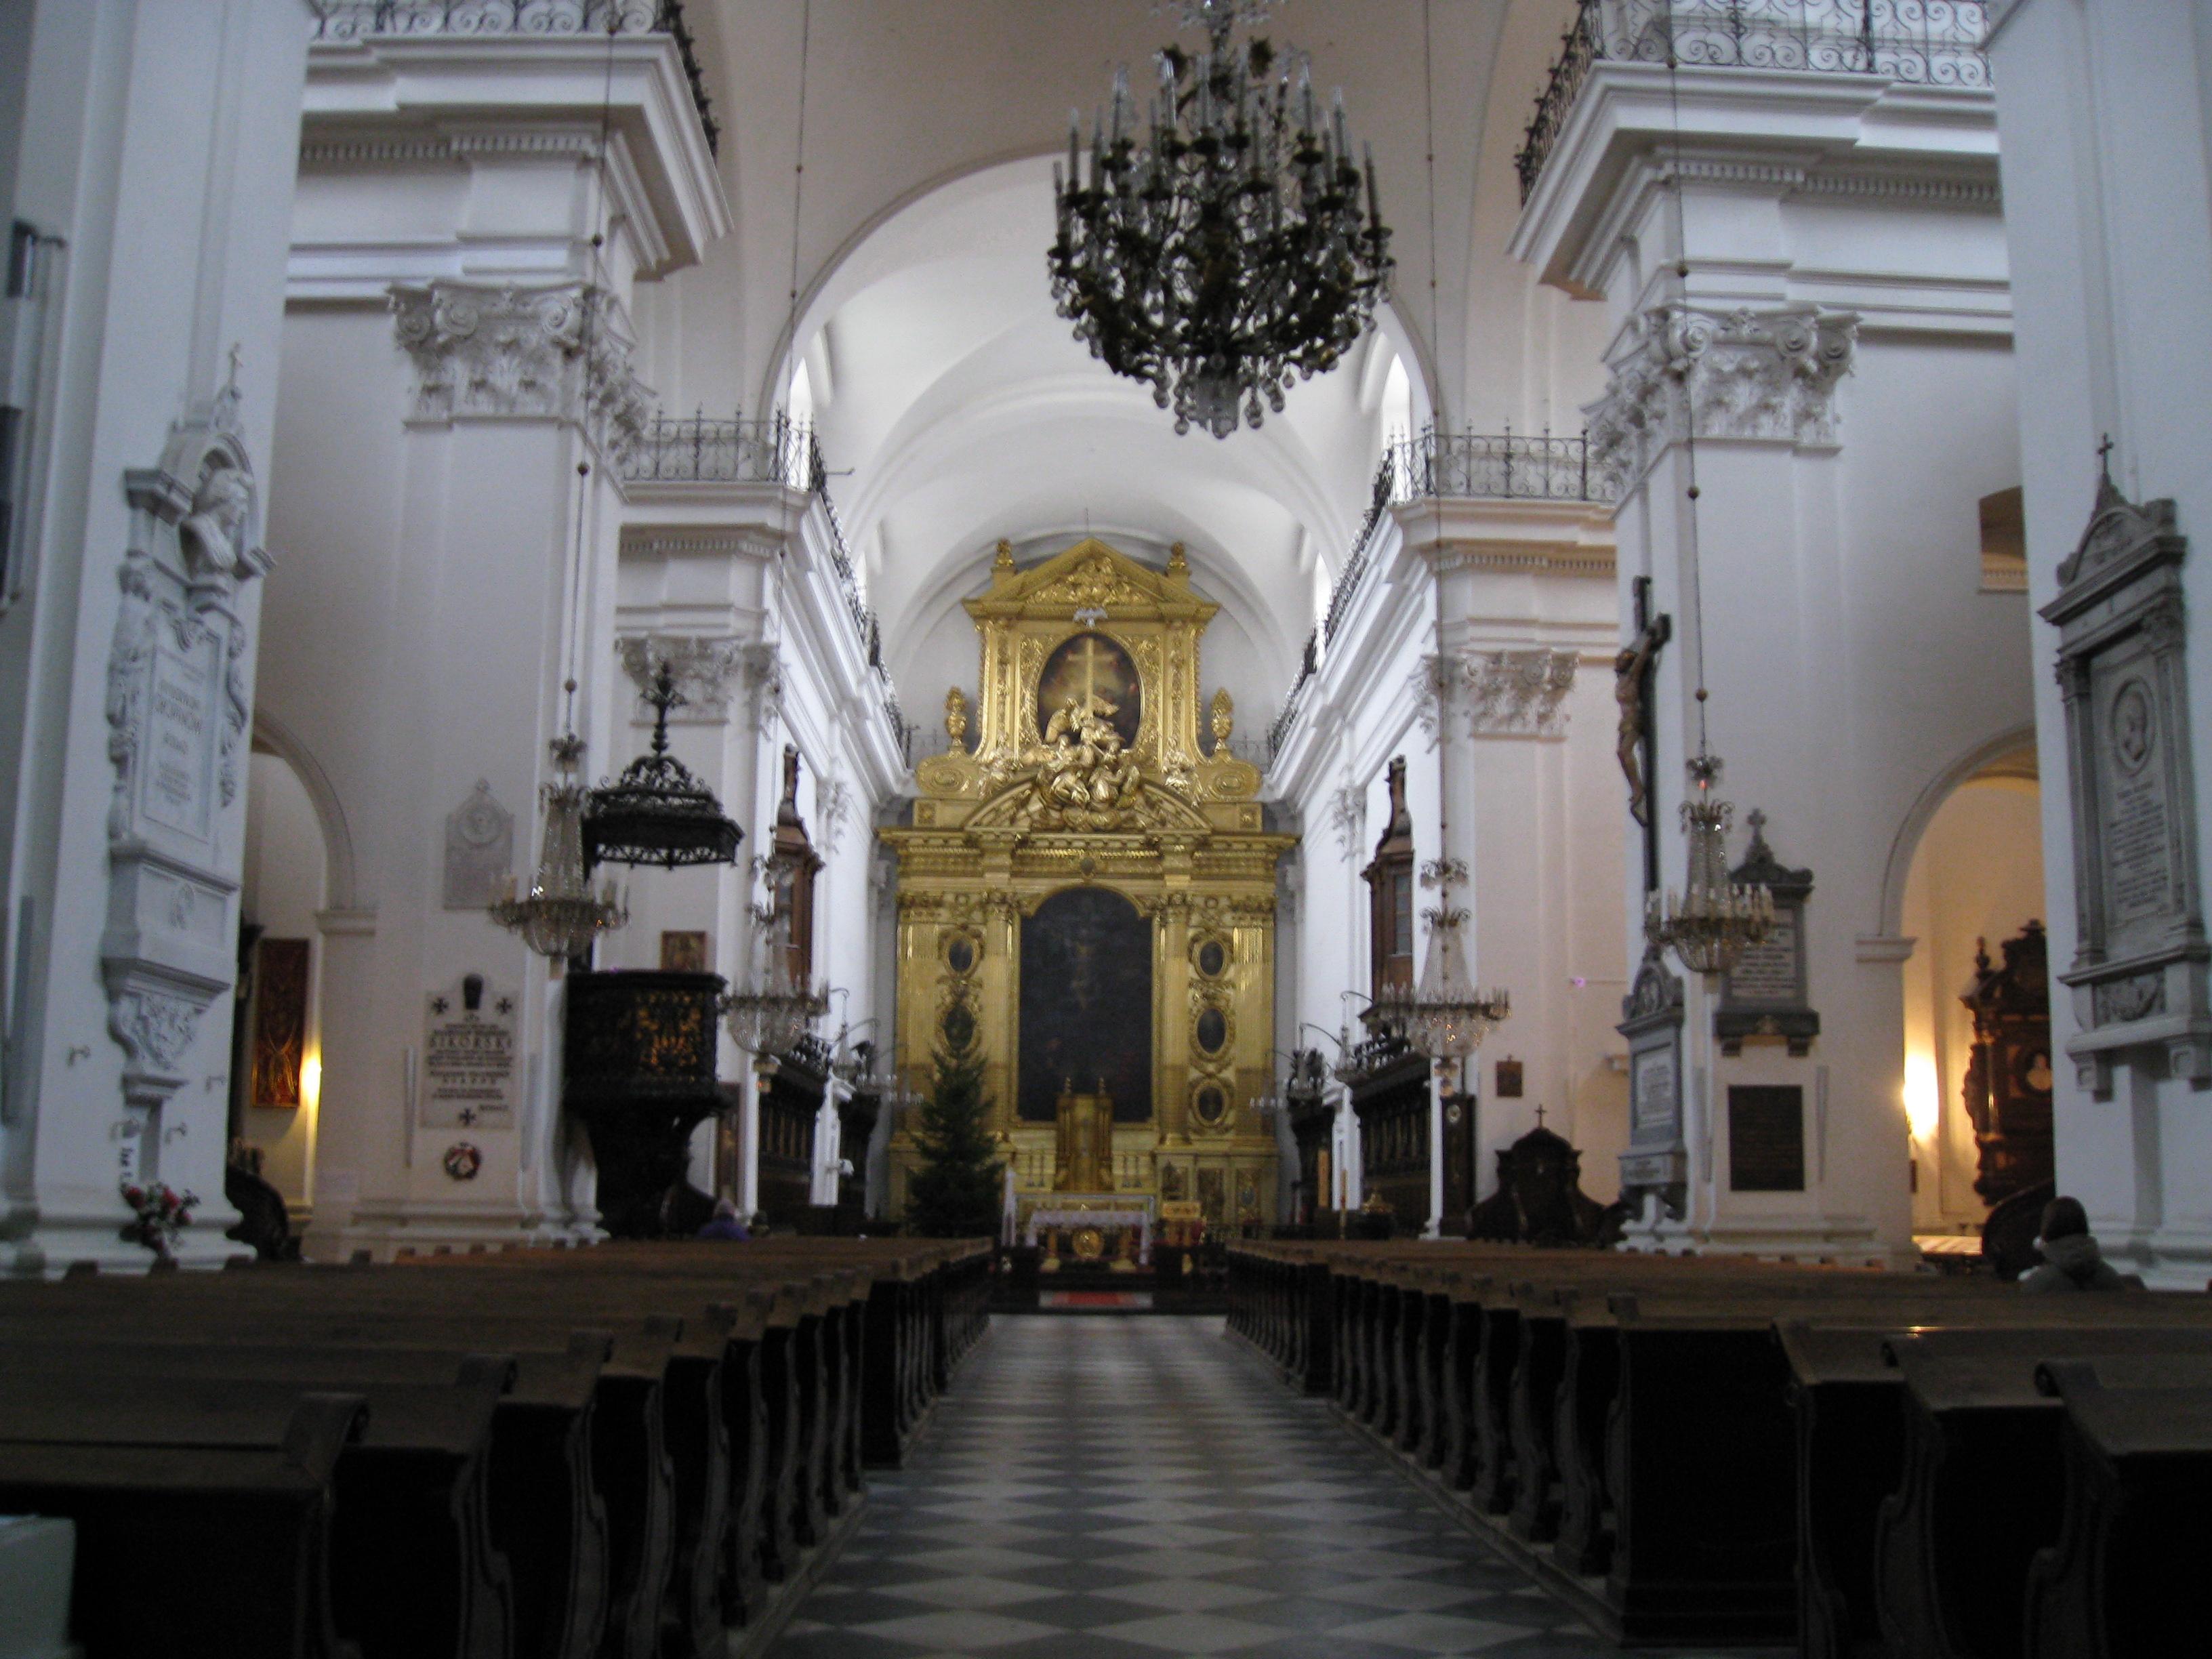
[1615,577,1672,893]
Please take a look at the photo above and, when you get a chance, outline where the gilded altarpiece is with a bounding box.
[880,538,1294,1233]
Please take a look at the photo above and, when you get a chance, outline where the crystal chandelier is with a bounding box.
[722,869,828,1060]
[1646,743,1774,977]
[1050,0,1393,438]
[1393,858,1510,1061]
[489,733,628,960]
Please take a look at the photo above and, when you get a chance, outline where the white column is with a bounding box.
[1991,0,2212,1286]
[0,0,308,1274]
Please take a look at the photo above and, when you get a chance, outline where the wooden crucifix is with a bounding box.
[1615,576,1672,892]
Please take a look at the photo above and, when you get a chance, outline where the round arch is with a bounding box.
[1876,724,2040,941]
[251,708,363,916]
[758,146,1446,432]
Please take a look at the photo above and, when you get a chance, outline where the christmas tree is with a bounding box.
[904,1046,1004,1238]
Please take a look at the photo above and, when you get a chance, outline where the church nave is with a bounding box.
[769,1318,1767,1659]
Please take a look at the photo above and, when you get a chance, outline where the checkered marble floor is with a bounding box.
[769,1317,1776,1659]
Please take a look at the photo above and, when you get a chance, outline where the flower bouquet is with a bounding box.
[119,1181,199,1264]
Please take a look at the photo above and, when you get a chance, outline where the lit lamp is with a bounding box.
[489,733,628,960]
[1645,741,1774,979]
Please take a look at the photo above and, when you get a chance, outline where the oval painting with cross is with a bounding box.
[1038,632,1141,753]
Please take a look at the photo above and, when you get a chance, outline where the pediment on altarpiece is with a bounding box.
[963,774,1216,836]
[964,537,1218,628]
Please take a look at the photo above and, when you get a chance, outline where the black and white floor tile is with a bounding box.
[769,1317,1766,1659]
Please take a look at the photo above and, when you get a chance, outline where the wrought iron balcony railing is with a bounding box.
[617,410,908,761]
[1515,1,1990,203]
[1269,428,1608,760]
[622,411,813,486]
[310,0,721,157]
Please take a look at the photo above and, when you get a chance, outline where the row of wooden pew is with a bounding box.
[1227,1240,2212,1658]
[0,1236,992,1659]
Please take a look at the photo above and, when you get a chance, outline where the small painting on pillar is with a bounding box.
[659,930,709,972]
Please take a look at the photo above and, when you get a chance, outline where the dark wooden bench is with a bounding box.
[0,1235,993,1659]
[0,1378,364,1659]
[1874,1331,2212,1659]
[2025,1359,2212,1658]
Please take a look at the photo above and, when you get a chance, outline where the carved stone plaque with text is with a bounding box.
[2042,466,2210,1093]
[419,974,517,1129]
[1617,945,1687,1216]
[1717,813,1820,1057]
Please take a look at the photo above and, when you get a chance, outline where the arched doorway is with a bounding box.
[232,744,332,1226]
[1896,742,2045,1238]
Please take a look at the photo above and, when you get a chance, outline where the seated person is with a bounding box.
[696,1197,750,1242]
[2020,1195,2131,1292]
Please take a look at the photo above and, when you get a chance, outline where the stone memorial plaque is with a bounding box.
[1632,1047,1675,1136]
[2043,462,2211,1092]
[1727,1085,1805,1192]
[143,633,220,839]
[1617,945,1687,1214]
[1718,812,1819,1056]
[2095,665,2174,926]
[419,972,517,1129]
[1727,911,1799,1004]
[443,780,514,909]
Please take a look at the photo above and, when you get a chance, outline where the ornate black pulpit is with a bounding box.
[563,969,726,1237]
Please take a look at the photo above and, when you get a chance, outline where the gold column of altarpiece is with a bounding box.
[879,537,1295,1232]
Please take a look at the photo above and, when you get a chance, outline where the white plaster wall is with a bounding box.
[1898,775,2046,1232]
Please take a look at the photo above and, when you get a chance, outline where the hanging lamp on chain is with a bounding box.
[1389,857,1511,1061]
[1639,44,1774,982]
[583,661,746,870]
[490,731,629,960]
[1645,716,1774,978]
[1050,0,1393,438]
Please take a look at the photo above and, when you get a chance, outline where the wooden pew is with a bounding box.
[2,1347,514,1659]
[1874,1329,2212,1659]
[0,1236,988,1659]
[2024,1358,2212,1659]
[0,1380,363,1659]
[0,1277,668,1659]
[1227,1238,2212,1650]
[1781,1318,2212,1659]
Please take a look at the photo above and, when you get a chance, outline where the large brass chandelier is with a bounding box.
[1050,0,1393,439]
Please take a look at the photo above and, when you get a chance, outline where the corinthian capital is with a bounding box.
[1584,302,1858,496]
[615,634,749,722]
[390,280,651,455]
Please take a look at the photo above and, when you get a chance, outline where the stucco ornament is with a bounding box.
[614,634,747,722]
[1585,302,1858,496]
[392,280,652,456]
[103,360,263,1127]
[179,462,257,582]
